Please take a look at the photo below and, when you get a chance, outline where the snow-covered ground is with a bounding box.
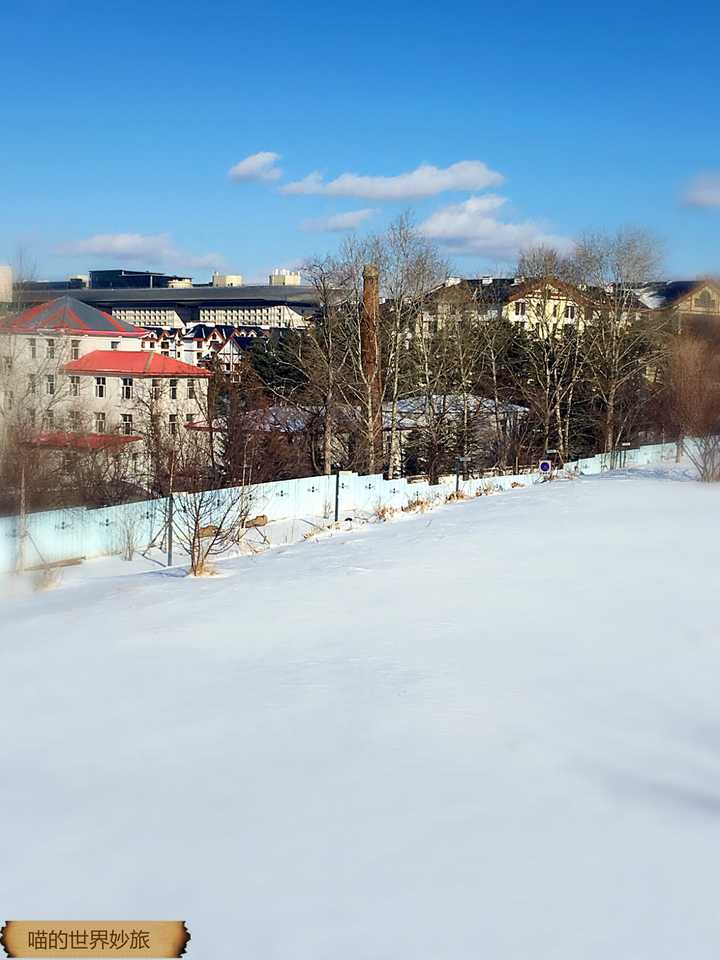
[2,463,720,958]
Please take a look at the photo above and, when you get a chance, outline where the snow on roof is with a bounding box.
[632,280,719,310]
[63,350,210,378]
[385,395,527,430]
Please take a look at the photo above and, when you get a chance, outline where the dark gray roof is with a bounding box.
[16,284,321,311]
[634,281,706,310]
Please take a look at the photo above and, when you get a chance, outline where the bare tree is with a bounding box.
[298,256,355,474]
[664,336,720,480]
[377,214,448,477]
[169,429,255,575]
[517,243,577,282]
[571,229,664,455]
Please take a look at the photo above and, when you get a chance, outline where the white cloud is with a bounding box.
[56,233,223,270]
[684,173,720,208]
[228,152,282,182]
[281,161,503,200]
[301,208,376,233]
[419,195,572,259]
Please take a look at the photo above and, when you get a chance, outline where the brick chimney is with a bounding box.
[361,265,383,473]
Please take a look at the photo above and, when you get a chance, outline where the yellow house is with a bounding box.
[420,276,598,337]
[501,277,597,333]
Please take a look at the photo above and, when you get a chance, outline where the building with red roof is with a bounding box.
[1,295,144,339]
[1,296,210,452]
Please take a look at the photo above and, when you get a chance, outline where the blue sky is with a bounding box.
[3,0,719,282]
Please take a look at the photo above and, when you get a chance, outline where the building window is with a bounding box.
[514,301,527,317]
[71,340,80,360]
[121,377,134,400]
[69,375,80,397]
[69,411,81,431]
[169,379,178,400]
[564,304,576,320]
[95,412,106,434]
[95,377,106,398]
[121,413,133,435]
[694,290,715,311]
[46,338,56,359]
[46,374,55,396]
[187,380,196,400]
[185,412,195,424]
[29,338,36,359]
[28,409,36,428]
[2,355,12,372]
[150,378,161,400]
[168,414,177,436]
[28,374,37,395]
[42,410,54,430]
[110,341,120,351]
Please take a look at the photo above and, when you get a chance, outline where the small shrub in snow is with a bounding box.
[475,482,500,496]
[34,568,62,591]
[375,504,399,522]
[402,497,437,514]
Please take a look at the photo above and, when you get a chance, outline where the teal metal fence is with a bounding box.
[0,440,686,574]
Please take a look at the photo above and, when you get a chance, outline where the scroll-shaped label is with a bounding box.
[0,922,190,958]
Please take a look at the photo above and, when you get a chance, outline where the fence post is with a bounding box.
[167,495,174,567]
[15,463,27,574]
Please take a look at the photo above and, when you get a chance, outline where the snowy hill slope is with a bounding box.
[2,465,720,958]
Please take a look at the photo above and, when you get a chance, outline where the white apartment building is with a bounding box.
[197,303,307,328]
[113,306,185,329]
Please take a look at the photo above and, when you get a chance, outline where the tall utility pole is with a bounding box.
[361,265,383,474]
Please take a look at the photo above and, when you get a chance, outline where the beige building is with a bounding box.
[269,269,301,286]
[0,265,12,305]
[211,272,244,287]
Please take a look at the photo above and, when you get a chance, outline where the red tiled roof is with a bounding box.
[62,351,210,378]
[27,432,143,451]
[0,296,144,337]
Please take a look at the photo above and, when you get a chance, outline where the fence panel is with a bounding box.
[0,439,700,574]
